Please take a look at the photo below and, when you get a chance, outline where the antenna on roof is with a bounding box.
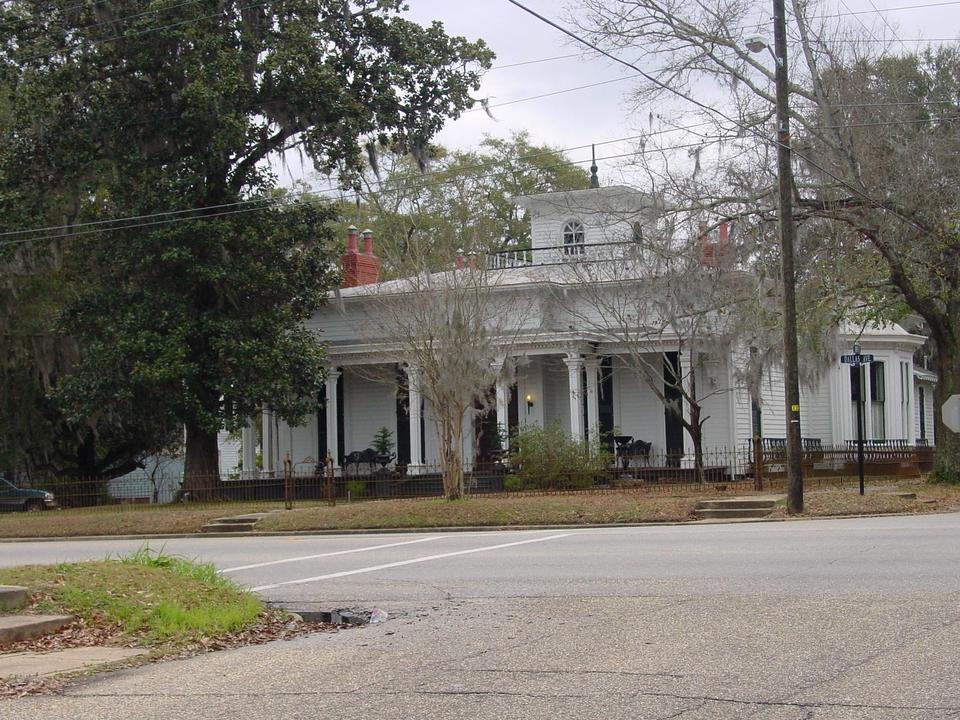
[589,144,600,188]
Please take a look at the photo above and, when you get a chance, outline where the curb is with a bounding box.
[0,507,956,543]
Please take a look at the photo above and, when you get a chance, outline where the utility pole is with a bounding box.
[772,0,804,513]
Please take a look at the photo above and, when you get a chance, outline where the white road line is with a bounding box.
[250,533,573,592]
[221,536,444,573]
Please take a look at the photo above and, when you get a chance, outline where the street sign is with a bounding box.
[944,394,960,434]
[841,353,874,365]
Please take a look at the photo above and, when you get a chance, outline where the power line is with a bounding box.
[489,52,582,70]
[837,0,887,54]
[864,0,912,54]
[0,144,712,249]
[9,0,957,68]
[809,0,960,19]
[3,107,954,246]
[503,0,941,242]
[466,75,634,112]
[0,123,716,242]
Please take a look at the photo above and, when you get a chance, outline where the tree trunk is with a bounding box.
[183,422,220,500]
[443,451,464,500]
[933,343,960,483]
[440,417,465,500]
[689,407,705,485]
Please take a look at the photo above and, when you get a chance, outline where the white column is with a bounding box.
[678,349,695,465]
[241,419,257,478]
[584,357,600,442]
[325,368,341,469]
[493,361,510,453]
[261,406,276,475]
[406,364,424,474]
[829,365,845,445]
[906,361,916,444]
[564,353,585,442]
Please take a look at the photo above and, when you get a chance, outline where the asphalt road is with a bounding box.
[3,513,960,719]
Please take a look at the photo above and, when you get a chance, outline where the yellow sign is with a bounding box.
[791,404,800,412]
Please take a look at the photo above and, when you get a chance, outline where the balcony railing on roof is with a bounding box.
[488,248,535,269]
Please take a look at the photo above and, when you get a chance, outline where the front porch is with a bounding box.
[255,349,741,479]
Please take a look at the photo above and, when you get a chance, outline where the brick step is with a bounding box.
[0,615,73,644]
[0,586,29,612]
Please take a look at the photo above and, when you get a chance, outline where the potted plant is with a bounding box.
[371,427,396,469]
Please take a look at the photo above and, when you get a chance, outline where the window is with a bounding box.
[562,220,585,255]
[870,362,885,403]
[919,386,926,439]
[871,361,885,439]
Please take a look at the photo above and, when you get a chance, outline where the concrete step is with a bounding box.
[200,512,271,533]
[201,522,258,533]
[695,507,774,520]
[0,586,29,612]
[696,498,778,510]
[0,615,73,644]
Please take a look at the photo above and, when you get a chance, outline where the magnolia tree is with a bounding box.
[361,254,531,499]
[572,0,960,480]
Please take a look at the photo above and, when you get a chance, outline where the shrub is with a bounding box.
[509,421,612,490]
[346,479,366,498]
[504,474,531,492]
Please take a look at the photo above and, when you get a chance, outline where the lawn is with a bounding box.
[0,480,957,538]
[0,549,264,649]
[255,492,702,531]
[770,482,960,518]
[0,501,286,538]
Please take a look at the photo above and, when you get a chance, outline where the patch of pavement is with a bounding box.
[0,647,147,679]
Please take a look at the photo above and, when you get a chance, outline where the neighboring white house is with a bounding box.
[252,184,935,475]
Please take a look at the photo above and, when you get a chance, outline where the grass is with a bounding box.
[255,492,701,531]
[0,547,263,646]
[0,501,284,538]
[770,482,960,518]
[0,480,957,538]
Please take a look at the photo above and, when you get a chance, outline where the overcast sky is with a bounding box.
[291,0,960,189]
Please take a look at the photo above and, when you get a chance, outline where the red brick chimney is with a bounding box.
[341,226,381,288]
[699,221,731,268]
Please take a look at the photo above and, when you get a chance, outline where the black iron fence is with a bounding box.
[0,443,937,512]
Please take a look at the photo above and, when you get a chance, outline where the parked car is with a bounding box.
[0,478,57,511]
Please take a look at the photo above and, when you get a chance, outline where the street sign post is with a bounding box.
[841,343,873,495]
[944,394,960,434]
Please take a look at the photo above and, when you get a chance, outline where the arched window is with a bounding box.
[562,220,585,255]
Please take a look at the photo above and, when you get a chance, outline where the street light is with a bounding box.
[746,2,805,514]
[745,36,769,54]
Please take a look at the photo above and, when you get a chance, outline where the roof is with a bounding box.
[513,185,656,215]
[914,367,938,383]
[839,319,926,348]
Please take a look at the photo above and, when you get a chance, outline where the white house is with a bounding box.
[249,183,935,476]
